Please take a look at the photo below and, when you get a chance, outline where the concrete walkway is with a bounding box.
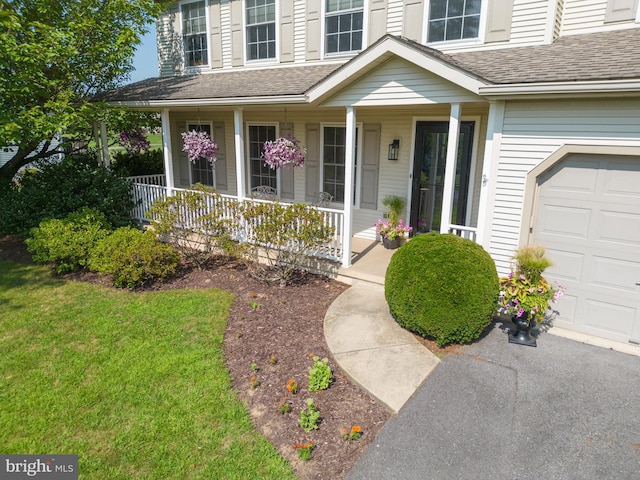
[324,280,440,413]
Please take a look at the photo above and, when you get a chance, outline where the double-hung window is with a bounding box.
[248,125,277,191]
[322,126,359,204]
[325,0,364,54]
[246,0,276,61]
[427,0,481,43]
[188,122,215,187]
[182,1,208,67]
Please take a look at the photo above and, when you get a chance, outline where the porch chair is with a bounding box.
[313,192,333,207]
[250,185,277,200]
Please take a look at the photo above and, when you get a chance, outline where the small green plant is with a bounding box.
[342,425,362,441]
[299,398,320,432]
[286,378,298,394]
[250,292,262,310]
[292,442,314,461]
[251,363,259,373]
[308,355,332,392]
[250,375,260,389]
[381,194,406,226]
[278,397,291,414]
[269,354,277,365]
[511,245,553,285]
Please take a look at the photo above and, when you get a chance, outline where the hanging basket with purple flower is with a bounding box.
[262,135,306,169]
[181,130,218,164]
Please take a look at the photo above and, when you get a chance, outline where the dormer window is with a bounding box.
[246,0,276,61]
[325,0,364,54]
[182,1,208,67]
[427,0,481,43]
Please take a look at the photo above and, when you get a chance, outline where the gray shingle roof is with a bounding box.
[102,28,640,103]
[99,64,342,103]
[448,28,640,84]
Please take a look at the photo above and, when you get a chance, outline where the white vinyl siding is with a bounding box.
[386,0,404,35]
[489,99,640,274]
[560,0,640,36]
[220,1,233,67]
[293,1,306,61]
[324,57,482,107]
[157,5,180,76]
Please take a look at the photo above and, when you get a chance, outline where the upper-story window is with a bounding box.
[427,0,481,43]
[182,1,208,67]
[246,0,276,61]
[325,0,364,54]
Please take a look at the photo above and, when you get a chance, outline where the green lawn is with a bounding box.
[0,260,296,479]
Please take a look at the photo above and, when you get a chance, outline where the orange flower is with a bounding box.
[292,445,297,450]
[351,425,361,433]
[342,428,348,435]
[286,385,293,392]
[250,375,256,382]
[288,378,294,385]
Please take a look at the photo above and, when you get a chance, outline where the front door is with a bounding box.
[410,121,474,234]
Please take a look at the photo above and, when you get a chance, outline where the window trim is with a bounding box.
[321,0,368,59]
[243,0,280,64]
[422,0,489,47]
[319,122,363,207]
[179,0,211,70]
[186,121,216,187]
[245,122,281,195]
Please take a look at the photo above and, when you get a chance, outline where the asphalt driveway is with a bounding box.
[347,322,640,480]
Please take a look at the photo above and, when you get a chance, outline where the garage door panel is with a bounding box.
[598,210,640,246]
[537,204,591,239]
[584,299,636,338]
[543,159,598,194]
[590,255,640,294]
[544,249,584,283]
[603,162,640,200]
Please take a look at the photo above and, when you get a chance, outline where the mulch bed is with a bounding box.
[0,235,394,479]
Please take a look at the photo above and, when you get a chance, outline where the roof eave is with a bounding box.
[480,79,640,99]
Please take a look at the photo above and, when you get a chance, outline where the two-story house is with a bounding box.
[104,0,640,346]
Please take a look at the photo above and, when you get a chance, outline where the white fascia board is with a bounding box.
[480,79,640,98]
[306,37,488,103]
[108,95,309,109]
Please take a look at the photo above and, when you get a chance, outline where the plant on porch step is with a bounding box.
[181,130,218,164]
[261,135,306,169]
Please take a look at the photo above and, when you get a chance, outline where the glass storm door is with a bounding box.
[410,121,474,234]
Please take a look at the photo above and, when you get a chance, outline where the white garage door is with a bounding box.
[533,153,640,344]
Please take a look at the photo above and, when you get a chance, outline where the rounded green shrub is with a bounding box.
[384,232,499,347]
[89,227,180,288]
[25,207,112,273]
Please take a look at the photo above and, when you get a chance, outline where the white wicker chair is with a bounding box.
[313,192,333,207]
[250,185,278,200]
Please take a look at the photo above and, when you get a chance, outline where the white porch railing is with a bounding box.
[128,177,344,263]
[449,224,478,242]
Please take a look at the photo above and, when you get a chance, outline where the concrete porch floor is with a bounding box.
[337,237,395,285]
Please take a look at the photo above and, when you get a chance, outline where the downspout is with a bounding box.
[342,107,356,268]
[440,103,461,234]
[160,109,175,196]
[234,108,246,200]
[475,100,505,249]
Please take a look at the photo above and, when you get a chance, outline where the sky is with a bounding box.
[128,24,159,84]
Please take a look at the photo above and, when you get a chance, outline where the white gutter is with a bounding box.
[479,79,640,97]
[107,95,309,108]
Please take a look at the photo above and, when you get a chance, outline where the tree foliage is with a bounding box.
[0,0,168,184]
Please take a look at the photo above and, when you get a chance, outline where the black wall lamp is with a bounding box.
[388,139,399,160]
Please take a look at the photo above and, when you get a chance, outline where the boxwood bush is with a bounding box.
[89,227,179,288]
[25,208,112,273]
[384,232,499,347]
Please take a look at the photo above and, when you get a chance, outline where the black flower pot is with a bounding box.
[382,237,402,250]
[509,312,537,347]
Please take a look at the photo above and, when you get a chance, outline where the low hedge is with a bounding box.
[384,232,499,347]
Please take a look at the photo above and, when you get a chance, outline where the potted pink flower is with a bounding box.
[262,135,306,169]
[181,130,218,164]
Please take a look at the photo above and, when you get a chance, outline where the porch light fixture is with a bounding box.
[388,139,399,160]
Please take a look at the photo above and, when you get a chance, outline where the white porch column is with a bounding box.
[234,108,246,199]
[476,101,506,248]
[342,107,356,268]
[160,109,175,196]
[99,121,110,169]
[440,103,461,234]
